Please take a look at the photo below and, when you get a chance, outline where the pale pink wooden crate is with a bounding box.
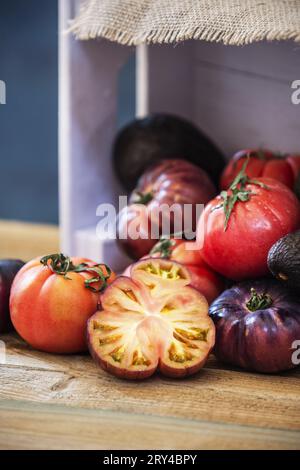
[59,0,300,271]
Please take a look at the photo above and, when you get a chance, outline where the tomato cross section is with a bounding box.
[88,259,215,380]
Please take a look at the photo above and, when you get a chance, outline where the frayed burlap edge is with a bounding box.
[69,23,300,46]
[68,0,300,46]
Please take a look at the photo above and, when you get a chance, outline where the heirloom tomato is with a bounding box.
[10,253,115,353]
[221,149,300,192]
[88,258,215,379]
[209,279,300,373]
[198,160,300,280]
[117,159,216,259]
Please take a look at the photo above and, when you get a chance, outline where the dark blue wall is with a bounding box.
[0,0,58,224]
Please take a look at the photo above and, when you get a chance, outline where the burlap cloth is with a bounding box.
[70,0,300,45]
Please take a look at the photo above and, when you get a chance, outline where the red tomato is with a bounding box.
[88,258,215,379]
[198,175,300,281]
[117,203,158,260]
[221,149,300,191]
[161,240,224,303]
[169,240,206,266]
[10,254,115,353]
[187,265,225,304]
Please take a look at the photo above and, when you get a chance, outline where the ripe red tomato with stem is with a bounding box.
[220,149,300,192]
[198,159,300,281]
[10,254,115,353]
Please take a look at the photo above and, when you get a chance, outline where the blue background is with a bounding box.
[0,0,58,223]
[0,1,135,225]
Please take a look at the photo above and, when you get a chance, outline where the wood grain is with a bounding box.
[0,334,299,449]
[0,220,59,261]
[1,399,299,450]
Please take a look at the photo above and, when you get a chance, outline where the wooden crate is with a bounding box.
[59,0,300,270]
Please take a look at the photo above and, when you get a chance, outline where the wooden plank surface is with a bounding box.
[0,220,59,261]
[1,334,299,450]
[1,399,299,450]
[0,220,299,449]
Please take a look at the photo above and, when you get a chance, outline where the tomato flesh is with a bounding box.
[88,259,215,379]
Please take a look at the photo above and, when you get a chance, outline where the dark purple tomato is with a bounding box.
[209,279,300,373]
[0,259,24,333]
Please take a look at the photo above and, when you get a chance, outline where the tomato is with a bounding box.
[187,265,224,304]
[10,254,115,353]
[288,154,300,199]
[209,279,300,373]
[148,239,224,304]
[117,159,216,259]
[166,240,205,266]
[198,161,300,281]
[88,258,215,380]
[220,149,300,191]
[287,154,300,180]
[117,203,157,260]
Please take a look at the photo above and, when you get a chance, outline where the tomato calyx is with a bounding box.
[246,287,273,312]
[214,157,269,230]
[132,191,154,205]
[40,253,73,276]
[79,265,112,293]
[40,253,112,292]
[150,238,176,258]
[150,231,195,259]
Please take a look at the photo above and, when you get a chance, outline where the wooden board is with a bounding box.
[0,220,59,261]
[0,221,299,449]
[1,333,299,450]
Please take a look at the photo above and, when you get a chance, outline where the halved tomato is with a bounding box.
[88,258,215,380]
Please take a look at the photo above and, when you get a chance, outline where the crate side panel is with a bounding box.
[194,41,299,83]
[194,41,300,157]
[59,0,133,264]
[147,42,195,122]
[64,40,132,229]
